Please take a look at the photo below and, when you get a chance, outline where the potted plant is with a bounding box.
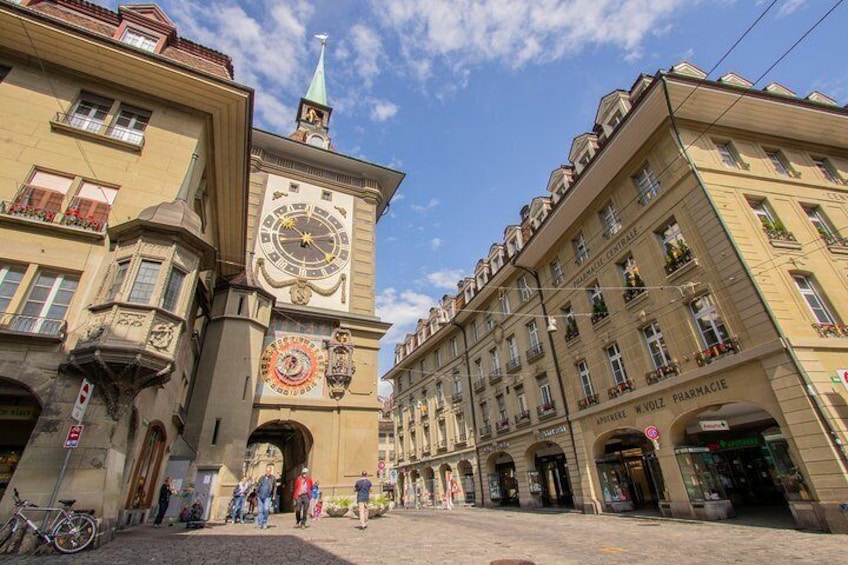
[323,495,354,517]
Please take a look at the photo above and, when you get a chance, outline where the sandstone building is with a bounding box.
[385,62,848,532]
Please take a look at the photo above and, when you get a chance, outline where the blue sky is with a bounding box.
[103,0,846,393]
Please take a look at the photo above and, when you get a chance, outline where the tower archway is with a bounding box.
[245,420,313,513]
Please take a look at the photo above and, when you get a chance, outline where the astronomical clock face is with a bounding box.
[259,202,350,280]
[260,336,325,396]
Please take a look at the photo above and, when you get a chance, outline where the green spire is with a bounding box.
[304,34,328,106]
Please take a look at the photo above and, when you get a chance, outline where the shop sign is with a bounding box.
[538,424,567,439]
[836,368,848,393]
[706,437,761,451]
[573,227,639,287]
[0,405,38,420]
[595,378,731,428]
[699,420,729,432]
[480,441,510,454]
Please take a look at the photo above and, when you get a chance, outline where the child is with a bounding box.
[312,498,323,521]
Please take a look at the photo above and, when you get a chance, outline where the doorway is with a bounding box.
[0,379,41,503]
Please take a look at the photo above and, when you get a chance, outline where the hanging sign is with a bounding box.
[699,420,730,432]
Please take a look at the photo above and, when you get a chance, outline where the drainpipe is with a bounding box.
[512,263,585,509]
[450,319,488,507]
[660,74,848,473]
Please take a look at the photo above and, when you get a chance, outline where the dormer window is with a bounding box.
[578,153,591,168]
[607,109,624,129]
[120,28,160,53]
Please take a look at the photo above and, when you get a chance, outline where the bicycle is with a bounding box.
[0,489,97,554]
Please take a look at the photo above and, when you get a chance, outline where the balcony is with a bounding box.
[51,112,145,151]
[822,233,848,253]
[514,410,531,427]
[506,356,522,373]
[451,392,464,404]
[578,393,600,410]
[0,313,67,341]
[0,199,107,237]
[812,323,848,338]
[590,303,610,325]
[488,371,504,385]
[480,423,492,438]
[694,337,740,366]
[525,342,544,363]
[474,377,486,391]
[608,379,635,400]
[495,418,510,433]
[536,401,556,419]
[664,244,695,275]
[645,363,680,386]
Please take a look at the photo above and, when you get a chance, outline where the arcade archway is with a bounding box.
[594,428,665,512]
[525,441,573,507]
[0,378,41,503]
[670,402,805,523]
[422,466,435,506]
[244,420,313,513]
[457,460,475,504]
[485,452,519,506]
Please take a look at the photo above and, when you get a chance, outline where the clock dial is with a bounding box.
[259,203,350,279]
[260,336,325,396]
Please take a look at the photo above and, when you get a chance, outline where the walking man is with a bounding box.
[354,471,372,530]
[293,467,313,528]
[152,477,175,528]
[256,465,275,530]
[231,475,250,524]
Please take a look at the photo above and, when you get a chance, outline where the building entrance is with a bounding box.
[246,420,312,513]
[487,452,519,506]
[596,431,665,512]
[529,443,573,507]
[0,379,41,503]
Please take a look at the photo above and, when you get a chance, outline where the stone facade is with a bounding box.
[386,63,848,532]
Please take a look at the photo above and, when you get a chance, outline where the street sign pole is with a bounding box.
[47,380,94,512]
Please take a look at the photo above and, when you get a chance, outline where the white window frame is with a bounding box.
[793,275,837,325]
[527,321,541,349]
[518,275,532,302]
[633,163,661,205]
[499,292,511,316]
[715,140,741,168]
[606,343,628,386]
[577,361,594,398]
[549,258,564,286]
[506,336,519,363]
[488,348,501,373]
[690,295,730,348]
[120,27,159,52]
[600,201,622,238]
[538,380,553,406]
[811,157,839,183]
[17,271,78,336]
[765,149,792,176]
[573,232,589,265]
[0,264,25,314]
[804,205,836,239]
[643,322,673,369]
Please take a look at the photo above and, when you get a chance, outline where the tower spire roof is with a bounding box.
[304,34,328,107]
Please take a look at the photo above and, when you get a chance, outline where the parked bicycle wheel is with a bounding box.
[51,514,96,554]
[0,516,23,552]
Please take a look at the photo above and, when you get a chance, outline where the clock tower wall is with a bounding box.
[349,196,378,316]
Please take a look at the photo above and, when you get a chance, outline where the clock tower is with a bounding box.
[186,36,405,518]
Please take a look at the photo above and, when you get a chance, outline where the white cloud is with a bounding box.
[376,287,437,345]
[370,99,400,121]
[410,198,440,212]
[425,268,466,290]
[374,0,685,75]
[429,237,442,250]
[777,0,807,17]
[349,24,384,86]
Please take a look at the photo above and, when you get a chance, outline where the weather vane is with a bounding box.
[314,33,328,46]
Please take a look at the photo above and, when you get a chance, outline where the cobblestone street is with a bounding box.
[3,507,845,565]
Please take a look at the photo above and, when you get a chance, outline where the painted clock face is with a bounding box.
[259,202,350,280]
[260,336,325,396]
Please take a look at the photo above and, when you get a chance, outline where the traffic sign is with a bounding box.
[377,460,386,471]
[64,425,84,449]
[71,379,94,423]
[644,425,660,441]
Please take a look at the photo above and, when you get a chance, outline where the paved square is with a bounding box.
[5,507,844,564]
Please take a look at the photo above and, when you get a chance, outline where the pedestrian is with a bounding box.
[255,465,276,530]
[293,467,313,528]
[152,477,175,528]
[276,473,285,513]
[354,471,372,530]
[247,488,257,515]
[231,475,251,524]
[309,480,321,519]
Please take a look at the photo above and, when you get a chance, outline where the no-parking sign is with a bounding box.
[644,425,660,441]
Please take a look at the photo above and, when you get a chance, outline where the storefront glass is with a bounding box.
[674,447,727,502]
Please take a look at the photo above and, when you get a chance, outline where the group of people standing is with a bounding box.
[231,465,323,530]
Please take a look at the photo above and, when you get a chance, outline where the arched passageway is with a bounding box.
[0,378,41,503]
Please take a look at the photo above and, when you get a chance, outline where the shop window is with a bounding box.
[127,424,166,509]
